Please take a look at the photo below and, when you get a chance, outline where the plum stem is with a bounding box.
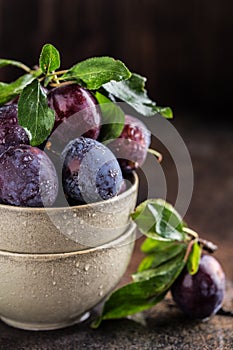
[183,227,218,253]
[47,69,68,76]
[183,227,198,239]
[147,148,163,163]
[50,81,74,87]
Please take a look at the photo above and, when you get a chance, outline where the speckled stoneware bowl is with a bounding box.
[0,173,138,253]
[0,221,136,331]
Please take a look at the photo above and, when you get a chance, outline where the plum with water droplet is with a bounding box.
[107,115,152,172]
[0,145,58,207]
[47,83,101,144]
[61,137,123,204]
[0,104,30,155]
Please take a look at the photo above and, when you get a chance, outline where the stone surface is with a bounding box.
[0,289,232,350]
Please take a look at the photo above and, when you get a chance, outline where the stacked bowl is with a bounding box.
[0,173,138,330]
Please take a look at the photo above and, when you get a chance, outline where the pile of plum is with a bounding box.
[0,83,150,207]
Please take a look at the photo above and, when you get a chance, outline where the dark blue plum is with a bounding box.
[0,104,18,126]
[61,137,123,204]
[0,104,30,155]
[0,124,30,156]
[0,145,58,207]
[171,254,225,319]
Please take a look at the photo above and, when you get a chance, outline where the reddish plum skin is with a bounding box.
[107,115,151,172]
[171,254,225,319]
[47,84,101,143]
[0,145,58,207]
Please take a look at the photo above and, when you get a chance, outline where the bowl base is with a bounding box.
[0,311,90,331]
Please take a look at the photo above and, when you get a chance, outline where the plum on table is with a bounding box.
[171,254,225,319]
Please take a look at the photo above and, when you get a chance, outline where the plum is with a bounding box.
[61,137,123,204]
[171,254,226,319]
[47,83,101,144]
[107,115,161,172]
[0,145,58,207]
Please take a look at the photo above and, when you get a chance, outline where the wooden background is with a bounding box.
[0,0,232,121]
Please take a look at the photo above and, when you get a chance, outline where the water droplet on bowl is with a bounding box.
[84,264,90,271]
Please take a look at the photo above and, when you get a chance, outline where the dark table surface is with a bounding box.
[0,118,232,350]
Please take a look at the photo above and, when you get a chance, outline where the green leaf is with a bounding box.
[131,199,186,242]
[94,91,125,142]
[187,241,202,275]
[18,79,55,146]
[39,43,60,75]
[61,56,131,90]
[93,254,185,327]
[0,59,31,73]
[132,252,185,282]
[103,73,173,118]
[92,292,166,329]
[138,240,187,272]
[0,74,35,106]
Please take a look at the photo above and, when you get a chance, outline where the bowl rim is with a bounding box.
[0,172,138,213]
[0,221,136,258]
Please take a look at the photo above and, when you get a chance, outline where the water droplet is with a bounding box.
[45,294,48,298]
[99,290,103,297]
[73,213,77,218]
[99,284,103,289]
[84,264,90,271]
[52,281,56,286]
[85,281,90,286]
[76,261,80,268]
[80,219,84,225]
[92,213,96,218]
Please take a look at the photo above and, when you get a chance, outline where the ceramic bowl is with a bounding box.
[0,173,138,253]
[0,221,136,331]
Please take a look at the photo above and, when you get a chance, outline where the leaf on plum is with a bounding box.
[94,91,125,142]
[138,240,187,272]
[61,56,131,90]
[0,74,35,106]
[39,43,60,75]
[18,79,55,146]
[0,59,31,72]
[92,253,185,328]
[131,199,186,242]
[187,241,202,275]
[103,73,173,118]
